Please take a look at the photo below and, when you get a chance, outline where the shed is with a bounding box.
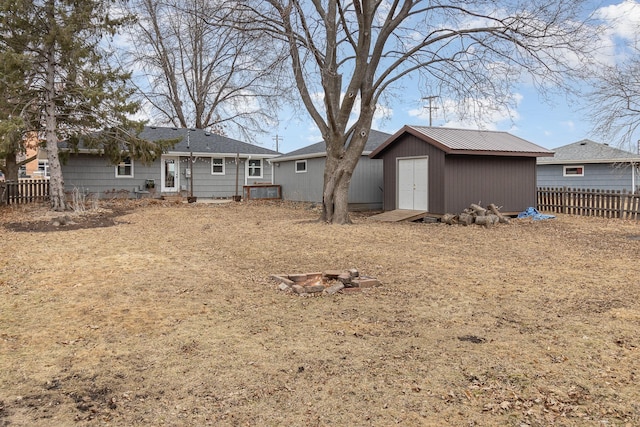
[369,126,554,215]
[270,129,390,210]
[536,139,640,193]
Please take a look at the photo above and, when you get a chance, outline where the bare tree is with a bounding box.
[233,0,598,223]
[123,0,289,136]
[587,45,640,151]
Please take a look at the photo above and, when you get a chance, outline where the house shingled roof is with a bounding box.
[370,125,553,158]
[537,139,640,164]
[60,126,281,157]
[272,129,392,162]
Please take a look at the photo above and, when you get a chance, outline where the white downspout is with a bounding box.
[245,155,251,186]
[268,159,274,184]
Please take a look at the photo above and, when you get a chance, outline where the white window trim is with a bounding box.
[248,158,263,178]
[563,165,584,177]
[37,159,50,177]
[295,160,307,173]
[115,157,134,178]
[211,157,225,175]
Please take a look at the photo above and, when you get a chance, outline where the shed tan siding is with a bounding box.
[380,134,446,211]
[444,156,537,214]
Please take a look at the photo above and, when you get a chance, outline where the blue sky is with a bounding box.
[256,0,640,154]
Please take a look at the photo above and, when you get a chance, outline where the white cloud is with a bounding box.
[592,0,640,65]
[407,94,522,131]
[596,0,640,41]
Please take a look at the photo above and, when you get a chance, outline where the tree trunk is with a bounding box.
[321,160,353,224]
[458,212,474,226]
[320,127,374,224]
[3,154,19,182]
[441,213,457,225]
[469,203,487,216]
[487,203,510,224]
[44,22,66,211]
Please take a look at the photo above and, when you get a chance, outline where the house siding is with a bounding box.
[380,134,446,212]
[62,153,158,197]
[276,157,325,203]
[349,157,383,210]
[537,163,638,192]
[62,153,274,199]
[188,156,243,198]
[275,156,383,210]
[444,156,536,214]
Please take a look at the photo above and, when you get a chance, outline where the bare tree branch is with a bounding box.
[587,44,640,150]
[231,0,598,223]
[122,0,290,140]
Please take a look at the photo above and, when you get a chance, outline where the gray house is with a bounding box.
[370,126,553,214]
[537,139,640,193]
[270,129,391,210]
[60,126,280,199]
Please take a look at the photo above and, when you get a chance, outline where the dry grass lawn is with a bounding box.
[1,200,639,426]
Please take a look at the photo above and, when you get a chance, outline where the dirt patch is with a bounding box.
[1,199,169,232]
[1,200,639,426]
[3,208,129,232]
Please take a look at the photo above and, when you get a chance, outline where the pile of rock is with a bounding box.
[270,269,380,296]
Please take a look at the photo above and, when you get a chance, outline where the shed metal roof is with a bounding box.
[537,139,640,164]
[370,126,553,158]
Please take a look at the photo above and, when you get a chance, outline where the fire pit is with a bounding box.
[270,269,380,296]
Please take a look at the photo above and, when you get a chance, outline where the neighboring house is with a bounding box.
[12,133,47,180]
[369,125,554,214]
[537,139,640,193]
[24,150,50,180]
[270,129,391,210]
[60,126,280,199]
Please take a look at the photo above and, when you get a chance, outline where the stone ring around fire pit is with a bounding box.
[270,269,381,296]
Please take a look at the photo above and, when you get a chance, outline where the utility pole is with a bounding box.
[187,128,194,199]
[273,134,283,152]
[422,96,438,126]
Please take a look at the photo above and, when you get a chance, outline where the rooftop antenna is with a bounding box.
[422,96,439,126]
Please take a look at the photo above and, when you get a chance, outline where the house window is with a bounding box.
[295,160,307,173]
[116,157,133,178]
[211,158,225,175]
[37,160,50,177]
[248,159,262,178]
[563,165,584,177]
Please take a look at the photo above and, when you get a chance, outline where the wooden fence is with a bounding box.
[537,187,640,220]
[0,179,50,205]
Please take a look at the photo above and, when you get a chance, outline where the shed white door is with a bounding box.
[397,158,428,210]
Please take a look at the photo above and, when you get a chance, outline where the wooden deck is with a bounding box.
[368,209,434,222]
